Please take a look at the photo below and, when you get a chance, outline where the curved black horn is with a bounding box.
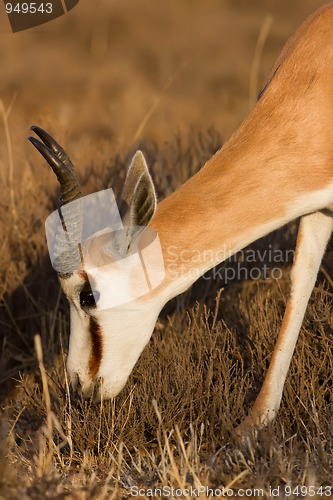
[28,125,81,204]
[29,125,83,276]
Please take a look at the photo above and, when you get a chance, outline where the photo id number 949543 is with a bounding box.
[5,2,53,14]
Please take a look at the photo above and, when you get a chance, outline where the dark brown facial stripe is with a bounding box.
[88,316,103,378]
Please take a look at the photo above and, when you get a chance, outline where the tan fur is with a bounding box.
[150,2,333,288]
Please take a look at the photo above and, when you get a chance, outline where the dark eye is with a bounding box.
[80,289,99,308]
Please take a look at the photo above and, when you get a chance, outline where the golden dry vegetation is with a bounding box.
[0,0,333,498]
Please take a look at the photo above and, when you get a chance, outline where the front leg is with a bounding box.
[236,210,333,436]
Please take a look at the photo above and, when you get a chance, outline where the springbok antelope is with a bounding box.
[29,2,333,433]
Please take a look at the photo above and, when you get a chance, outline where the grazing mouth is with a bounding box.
[70,374,104,402]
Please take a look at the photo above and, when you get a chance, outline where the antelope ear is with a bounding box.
[120,150,156,227]
[118,151,157,251]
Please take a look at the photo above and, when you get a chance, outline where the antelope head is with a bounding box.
[29,126,165,401]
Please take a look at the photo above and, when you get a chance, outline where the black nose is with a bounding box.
[70,374,89,397]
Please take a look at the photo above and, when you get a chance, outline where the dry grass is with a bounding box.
[0,0,333,498]
[1,130,332,498]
